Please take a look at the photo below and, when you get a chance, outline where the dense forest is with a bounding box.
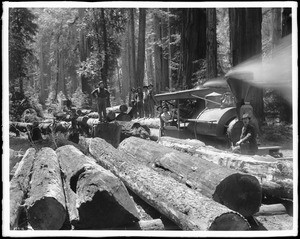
[8,7,293,123]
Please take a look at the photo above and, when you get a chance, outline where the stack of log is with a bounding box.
[9,104,155,146]
[10,146,155,230]
[156,137,293,214]
[10,136,293,231]
[89,137,251,230]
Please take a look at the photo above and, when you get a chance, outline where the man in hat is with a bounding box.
[148,83,157,118]
[136,87,144,118]
[142,85,150,118]
[236,113,258,155]
[91,81,110,122]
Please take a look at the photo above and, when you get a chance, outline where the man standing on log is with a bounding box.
[236,113,258,155]
[91,81,110,122]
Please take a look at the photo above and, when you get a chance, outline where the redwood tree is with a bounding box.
[229,8,264,126]
[136,8,146,87]
[206,8,217,79]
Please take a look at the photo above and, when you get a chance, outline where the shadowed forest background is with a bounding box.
[9,7,293,130]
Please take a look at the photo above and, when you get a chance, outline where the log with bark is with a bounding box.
[10,148,36,229]
[117,121,158,142]
[9,149,25,173]
[56,145,140,229]
[158,136,293,201]
[254,204,287,216]
[132,117,161,129]
[9,122,32,136]
[118,137,262,218]
[125,219,165,230]
[88,137,251,230]
[76,109,92,116]
[25,147,67,230]
[158,136,293,179]
[91,121,122,148]
[106,104,129,114]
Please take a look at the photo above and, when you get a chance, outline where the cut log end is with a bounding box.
[27,197,67,230]
[208,213,250,231]
[76,190,139,229]
[213,173,262,217]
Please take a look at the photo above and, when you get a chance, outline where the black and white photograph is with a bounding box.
[2,1,298,237]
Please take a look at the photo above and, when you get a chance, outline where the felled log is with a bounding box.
[254,214,293,231]
[38,122,53,135]
[91,121,122,148]
[126,219,165,230]
[25,148,67,230]
[89,137,250,230]
[53,112,74,121]
[106,104,128,113]
[158,136,293,179]
[87,111,99,118]
[158,136,293,201]
[76,109,92,116]
[10,148,36,229]
[132,117,161,129]
[76,116,90,135]
[117,121,152,141]
[254,204,287,216]
[10,121,43,141]
[118,137,262,218]
[10,122,33,134]
[9,149,24,173]
[56,145,139,229]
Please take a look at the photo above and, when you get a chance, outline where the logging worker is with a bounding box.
[136,87,144,118]
[91,81,110,122]
[236,113,258,155]
[143,85,150,118]
[148,83,157,118]
[160,105,173,126]
[130,87,138,119]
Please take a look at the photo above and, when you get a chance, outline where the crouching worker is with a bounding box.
[235,113,258,155]
[91,81,110,122]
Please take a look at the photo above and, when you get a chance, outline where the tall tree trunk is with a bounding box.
[229,8,264,126]
[129,9,136,88]
[78,8,92,102]
[245,9,264,126]
[39,40,46,105]
[136,8,146,87]
[182,9,206,88]
[121,27,130,103]
[279,8,292,123]
[161,9,169,91]
[100,9,109,85]
[145,32,154,85]
[206,8,217,79]
[153,12,162,92]
[282,8,292,37]
[271,8,282,47]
